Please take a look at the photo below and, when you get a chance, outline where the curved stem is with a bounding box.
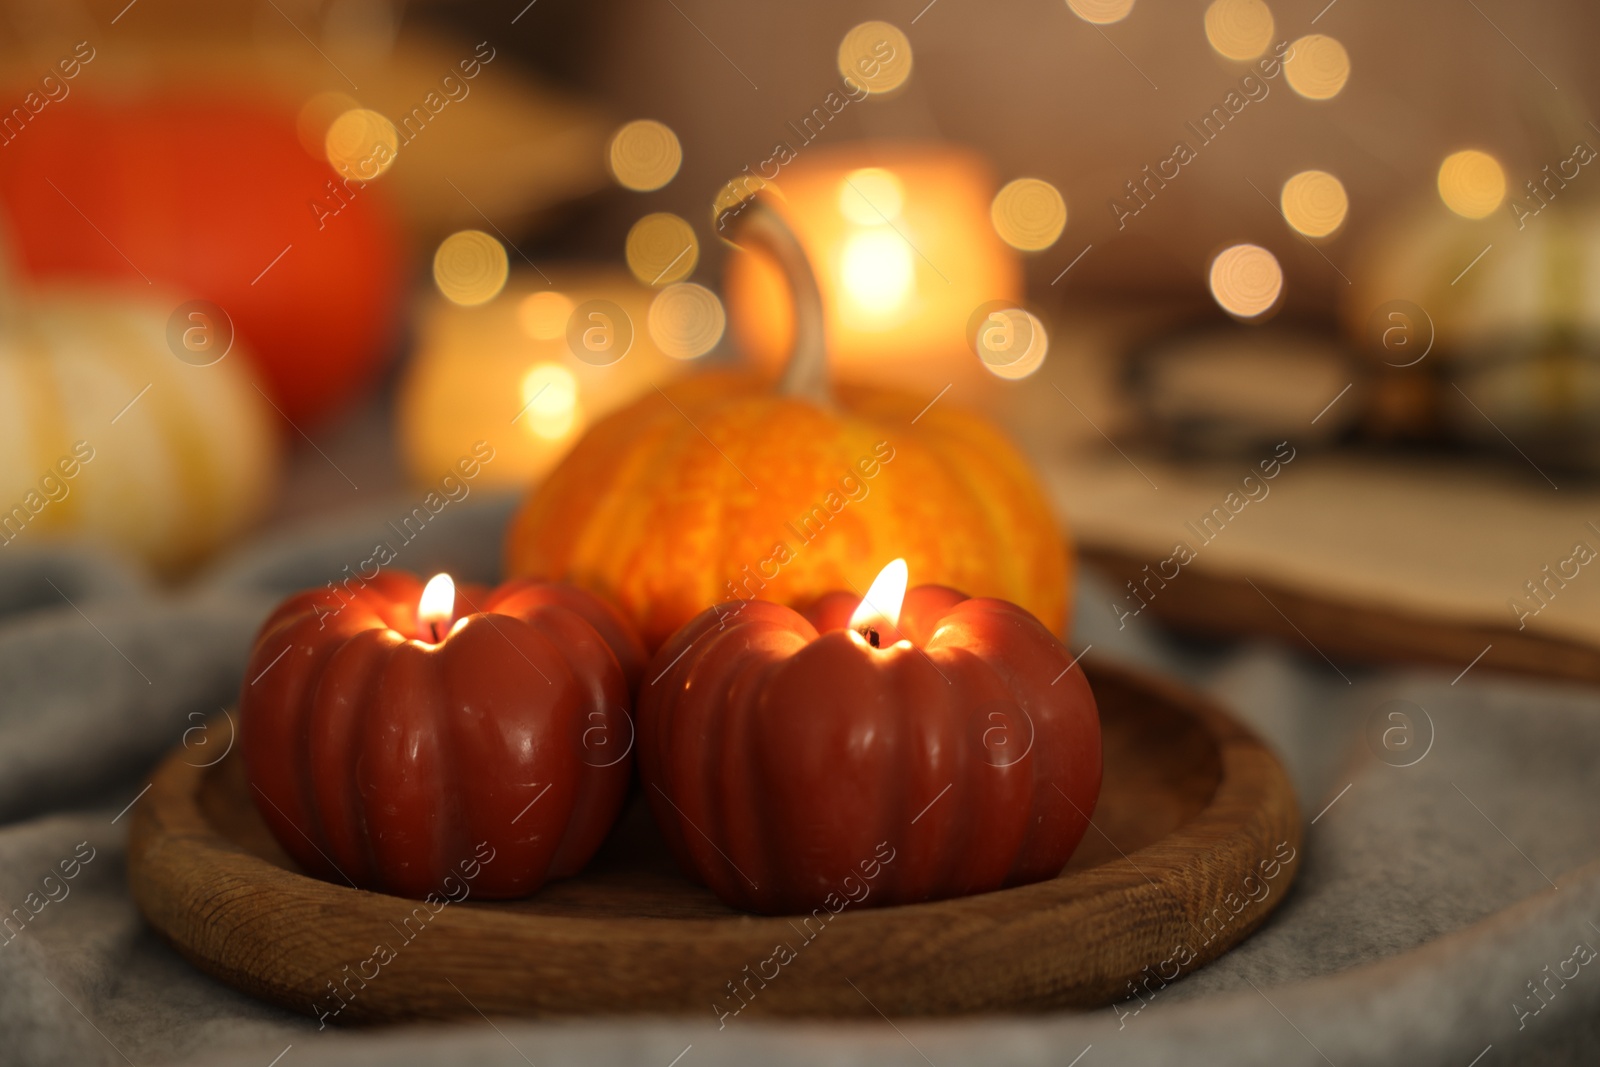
[718,195,830,406]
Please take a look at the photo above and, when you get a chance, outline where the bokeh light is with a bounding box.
[837,21,913,95]
[1209,244,1283,318]
[1204,0,1274,60]
[519,291,575,341]
[433,230,509,307]
[1067,0,1136,25]
[1437,149,1507,219]
[324,108,399,179]
[1280,170,1348,237]
[647,283,726,360]
[838,168,905,225]
[625,212,699,286]
[840,230,915,318]
[608,119,683,192]
[1284,34,1350,100]
[990,178,1067,252]
[975,307,1050,380]
[518,362,580,440]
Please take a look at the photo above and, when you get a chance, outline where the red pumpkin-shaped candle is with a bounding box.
[240,571,645,900]
[638,560,1102,915]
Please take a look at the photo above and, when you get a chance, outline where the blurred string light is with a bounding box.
[991,178,1067,252]
[648,282,726,359]
[974,307,1050,380]
[296,91,358,157]
[1209,243,1282,318]
[1204,0,1274,60]
[838,168,904,225]
[519,291,574,340]
[433,230,508,306]
[1066,0,1136,25]
[518,362,580,440]
[325,108,399,178]
[626,212,699,286]
[1284,34,1349,100]
[1280,169,1347,237]
[608,119,682,192]
[1437,150,1506,219]
[837,21,913,95]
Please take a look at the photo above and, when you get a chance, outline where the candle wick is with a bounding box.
[858,625,881,649]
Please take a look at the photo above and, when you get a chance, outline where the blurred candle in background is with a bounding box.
[720,142,1026,394]
[399,264,710,488]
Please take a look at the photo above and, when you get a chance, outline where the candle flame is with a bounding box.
[849,559,908,646]
[418,573,455,642]
[840,230,913,318]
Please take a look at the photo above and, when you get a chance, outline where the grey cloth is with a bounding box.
[1,494,1597,1066]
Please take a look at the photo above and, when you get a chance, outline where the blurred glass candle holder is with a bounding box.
[398,267,715,488]
[719,142,1023,393]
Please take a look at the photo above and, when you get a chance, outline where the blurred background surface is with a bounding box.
[0,0,1597,643]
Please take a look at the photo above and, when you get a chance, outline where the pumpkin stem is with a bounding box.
[719,195,830,406]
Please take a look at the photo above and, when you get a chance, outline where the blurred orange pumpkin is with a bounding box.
[506,197,1067,649]
[0,95,404,426]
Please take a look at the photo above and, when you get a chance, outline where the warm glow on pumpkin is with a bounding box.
[849,558,909,646]
[505,375,1069,650]
[418,573,456,642]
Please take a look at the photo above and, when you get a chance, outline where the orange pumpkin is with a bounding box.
[505,197,1067,650]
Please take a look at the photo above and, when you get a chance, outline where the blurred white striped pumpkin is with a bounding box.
[1348,199,1600,462]
[0,287,279,570]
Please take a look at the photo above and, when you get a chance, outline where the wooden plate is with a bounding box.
[127,661,1300,1023]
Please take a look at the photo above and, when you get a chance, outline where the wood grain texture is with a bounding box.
[126,661,1300,1023]
[1083,546,1600,686]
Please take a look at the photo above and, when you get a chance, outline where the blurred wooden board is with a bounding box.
[1049,451,1600,684]
[1084,546,1600,684]
[126,662,1300,1022]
